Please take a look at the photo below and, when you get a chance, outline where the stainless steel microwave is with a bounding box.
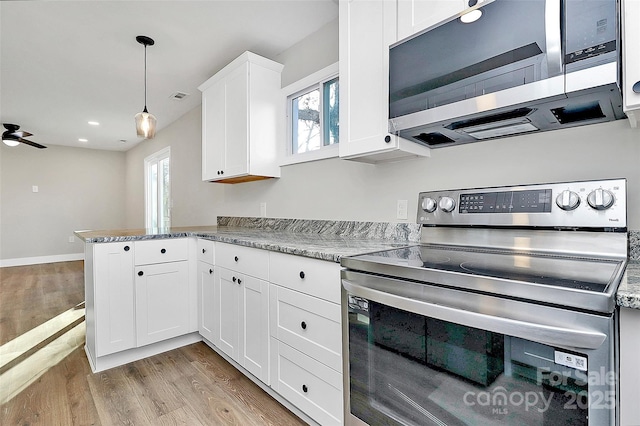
[389,0,625,147]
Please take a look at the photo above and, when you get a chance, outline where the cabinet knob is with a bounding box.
[468,0,478,6]
[233,276,237,282]
[302,384,308,393]
[209,269,213,274]
[138,271,144,276]
[384,135,391,143]
[124,245,130,251]
[299,271,305,279]
[633,81,640,94]
[234,256,239,262]
[161,248,166,254]
[202,248,206,254]
[237,278,242,285]
[301,321,307,330]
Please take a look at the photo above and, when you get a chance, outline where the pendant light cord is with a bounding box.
[144,44,148,112]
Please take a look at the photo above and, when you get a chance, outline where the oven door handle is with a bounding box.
[343,279,607,350]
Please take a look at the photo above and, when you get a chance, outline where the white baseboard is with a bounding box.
[0,253,84,268]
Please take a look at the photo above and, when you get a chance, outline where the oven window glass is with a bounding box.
[348,297,590,425]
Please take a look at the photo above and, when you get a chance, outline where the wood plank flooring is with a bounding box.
[0,261,306,425]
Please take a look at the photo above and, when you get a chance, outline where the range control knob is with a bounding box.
[421,197,437,213]
[438,196,456,213]
[555,190,580,211]
[587,188,615,210]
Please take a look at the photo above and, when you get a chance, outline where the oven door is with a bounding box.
[342,270,617,426]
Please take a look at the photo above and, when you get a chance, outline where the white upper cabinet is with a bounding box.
[339,0,431,163]
[397,0,468,41]
[622,0,640,127]
[199,52,283,183]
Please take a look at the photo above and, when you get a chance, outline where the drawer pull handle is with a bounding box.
[138,271,144,276]
[301,321,307,330]
[233,276,237,282]
[209,269,213,274]
[161,248,166,254]
[302,384,308,393]
[299,271,305,279]
[234,256,239,262]
[124,245,130,251]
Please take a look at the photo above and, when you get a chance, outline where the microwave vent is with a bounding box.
[551,101,605,124]
[414,132,456,146]
[447,107,535,131]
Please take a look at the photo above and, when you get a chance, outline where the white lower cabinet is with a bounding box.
[271,339,343,426]
[620,307,640,425]
[214,266,270,384]
[90,242,136,357]
[268,251,343,425]
[135,260,190,347]
[197,261,216,344]
[270,285,342,372]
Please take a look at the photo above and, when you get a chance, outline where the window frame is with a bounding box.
[144,146,171,229]
[281,62,339,166]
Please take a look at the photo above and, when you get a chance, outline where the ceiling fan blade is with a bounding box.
[14,131,33,138]
[18,137,47,149]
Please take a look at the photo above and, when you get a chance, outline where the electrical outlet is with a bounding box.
[397,200,408,220]
[68,236,75,243]
[260,202,267,217]
[32,185,39,193]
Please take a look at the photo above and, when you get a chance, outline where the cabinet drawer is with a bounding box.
[270,285,342,372]
[269,252,341,303]
[197,239,215,264]
[134,238,189,265]
[270,339,343,426]
[215,242,268,280]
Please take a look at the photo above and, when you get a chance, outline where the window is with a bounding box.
[283,63,339,164]
[144,147,170,229]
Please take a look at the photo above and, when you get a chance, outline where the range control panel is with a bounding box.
[417,179,626,229]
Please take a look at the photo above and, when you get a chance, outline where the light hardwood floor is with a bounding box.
[0,261,306,425]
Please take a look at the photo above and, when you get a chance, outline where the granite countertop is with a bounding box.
[617,261,640,310]
[75,219,640,310]
[75,221,418,263]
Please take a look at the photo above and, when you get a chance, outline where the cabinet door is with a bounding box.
[215,267,240,360]
[397,0,467,40]
[93,242,135,356]
[240,275,270,384]
[202,79,226,180]
[223,62,250,178]
[339,0,431,162]
[198,262,217,344]
[135,261,190,347]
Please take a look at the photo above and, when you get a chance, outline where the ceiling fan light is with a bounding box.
[135,110,157,139]
[2,138,20,147]
[460,9,483,23]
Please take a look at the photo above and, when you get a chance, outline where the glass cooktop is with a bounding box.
[344,244,625,293]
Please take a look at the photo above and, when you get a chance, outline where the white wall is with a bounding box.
[0,143,126,262]
[124,17,640,231]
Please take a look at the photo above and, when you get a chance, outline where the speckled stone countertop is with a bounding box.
[75,220,640,310]
[75,218,420,263]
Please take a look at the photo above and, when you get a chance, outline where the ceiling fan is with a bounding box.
[2,123,47,149]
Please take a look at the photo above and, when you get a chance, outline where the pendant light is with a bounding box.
[135,35,157,139]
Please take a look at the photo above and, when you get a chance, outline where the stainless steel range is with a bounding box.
[341,179,627,426]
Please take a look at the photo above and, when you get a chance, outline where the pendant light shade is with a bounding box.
[135,35,157,139]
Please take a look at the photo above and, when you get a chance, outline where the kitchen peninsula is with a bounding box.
[76,219,640,426]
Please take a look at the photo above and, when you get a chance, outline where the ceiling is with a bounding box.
[0,1,338,151]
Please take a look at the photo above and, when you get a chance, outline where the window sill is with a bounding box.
[280,144,339,166]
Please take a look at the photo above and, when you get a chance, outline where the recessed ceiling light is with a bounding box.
[88,121,100,126]
[78,138,88,142]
